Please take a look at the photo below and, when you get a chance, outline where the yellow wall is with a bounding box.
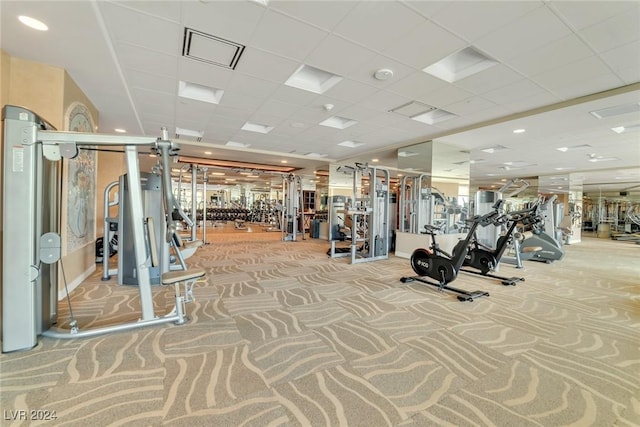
[1,52,99,302]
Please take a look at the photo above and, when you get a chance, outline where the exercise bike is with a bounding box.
[400,209,502,302]
[458,201,542,286]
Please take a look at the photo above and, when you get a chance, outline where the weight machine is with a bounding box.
[281,173,305,241]
[329,163,390,263]
[2,105,204,353]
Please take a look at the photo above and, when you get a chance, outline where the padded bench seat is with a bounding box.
[161,268,205,285]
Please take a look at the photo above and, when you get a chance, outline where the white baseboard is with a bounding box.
[58,264,96,300]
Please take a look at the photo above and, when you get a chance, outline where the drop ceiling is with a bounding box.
[2,0,639,197]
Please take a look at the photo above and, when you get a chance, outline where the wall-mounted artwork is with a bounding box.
[64,102,96,254]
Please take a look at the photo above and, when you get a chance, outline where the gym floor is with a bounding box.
[1,224,638,426]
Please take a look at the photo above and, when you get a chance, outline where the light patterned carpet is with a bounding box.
[1,226,639,426]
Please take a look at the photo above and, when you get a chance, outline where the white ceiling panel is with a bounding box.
[333,1,425,52]
[453,65,524,96]
[111,1,182,22]
[3,0,638,195]
[548,0,638,31]
[305,35,378,76]
[323,78,379,103]
[476,5,573,61]
[345,54,416,89]
[226,74,279,100]
[507,34,594,78]
[578,9,640,53]
[233,47,300,83]
[600,40,640,84]
[532,56,624,99]
[249,9,328,60]
[100,2,182,55]
[125,68,176,94]
[181,0,266,45]
[430,1,543,43]
[117,43,178,76]
[385,71,447,101]
[382,20,466,69]
[269,0,358,32]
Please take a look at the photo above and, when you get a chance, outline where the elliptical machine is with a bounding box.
[399,207,504,301]
[458,200,542,285]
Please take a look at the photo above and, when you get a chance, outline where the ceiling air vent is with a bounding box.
[182,27,245,69]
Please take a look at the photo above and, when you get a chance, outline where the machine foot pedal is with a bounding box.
[457,290,490,302]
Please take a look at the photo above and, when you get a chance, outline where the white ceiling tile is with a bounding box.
[323,79,379,103]
[507,34,594,78]
[345,54,416,89]
[219,91,264,111]
[482,78,549,105]
[402,1,451,21]
[101,2,182,55]
[578,9,640,53]
[600,40,640,85]
[250,10,328,60]
[269,0,359,31]
[532,56,624,99]
[176,100,214,123]
[269,85,319,107]
[359,90,412,113]
[234,47,300,83]
[333,1,426,52]
[117,42,178,75]
[475,6,573,61]
[386,71,447,101]
[125,68,176,94]
[430,1,543,42]
[256,99,302,119]
[181,0,266,45]
[445,96,498,116]
[548,0,638,30]
[178,57,235,90]
[453,64,524,95]
[424,85,476,109]
[383,20,466,69]
[503,91,562,113]
[110,1,182,22]
[132,88,176,116]
[227,74,279,99]
[247,112,285,128]
[306,35,378,76]
[362,111,406,127]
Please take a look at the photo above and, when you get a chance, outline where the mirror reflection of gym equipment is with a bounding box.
[2,106,205,353]
[328,163,390,264]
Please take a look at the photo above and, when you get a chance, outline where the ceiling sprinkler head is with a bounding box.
[324,103,335,112]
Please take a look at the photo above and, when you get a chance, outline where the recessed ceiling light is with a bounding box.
[320,116,358,129]
[241,122,273,134]
[204,151,212,155]
[590,102,640,119]
[149,154,157,158]
[338,140,365,148]
[18,15,48,31]
[423,46,497,83]
[179,80,224,104]
[226,141,251,148]
[411,109,457,125]
[372,158,379,162]
[556,144,591,152]
[284,64,343,94]
[513,129,526,134]
[390,101,436,117]
[481,145,509,154]
[281,160,288,163]
[209,172,225,176]
[305,153,328,158]
[175,127,204,140]
[611,124,640,134]
[114,128,126,133]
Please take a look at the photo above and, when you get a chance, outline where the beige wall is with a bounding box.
[1,52,99,302]
[1,49,9,335]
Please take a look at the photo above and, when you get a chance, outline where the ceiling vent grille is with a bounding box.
[182,28,245,69]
